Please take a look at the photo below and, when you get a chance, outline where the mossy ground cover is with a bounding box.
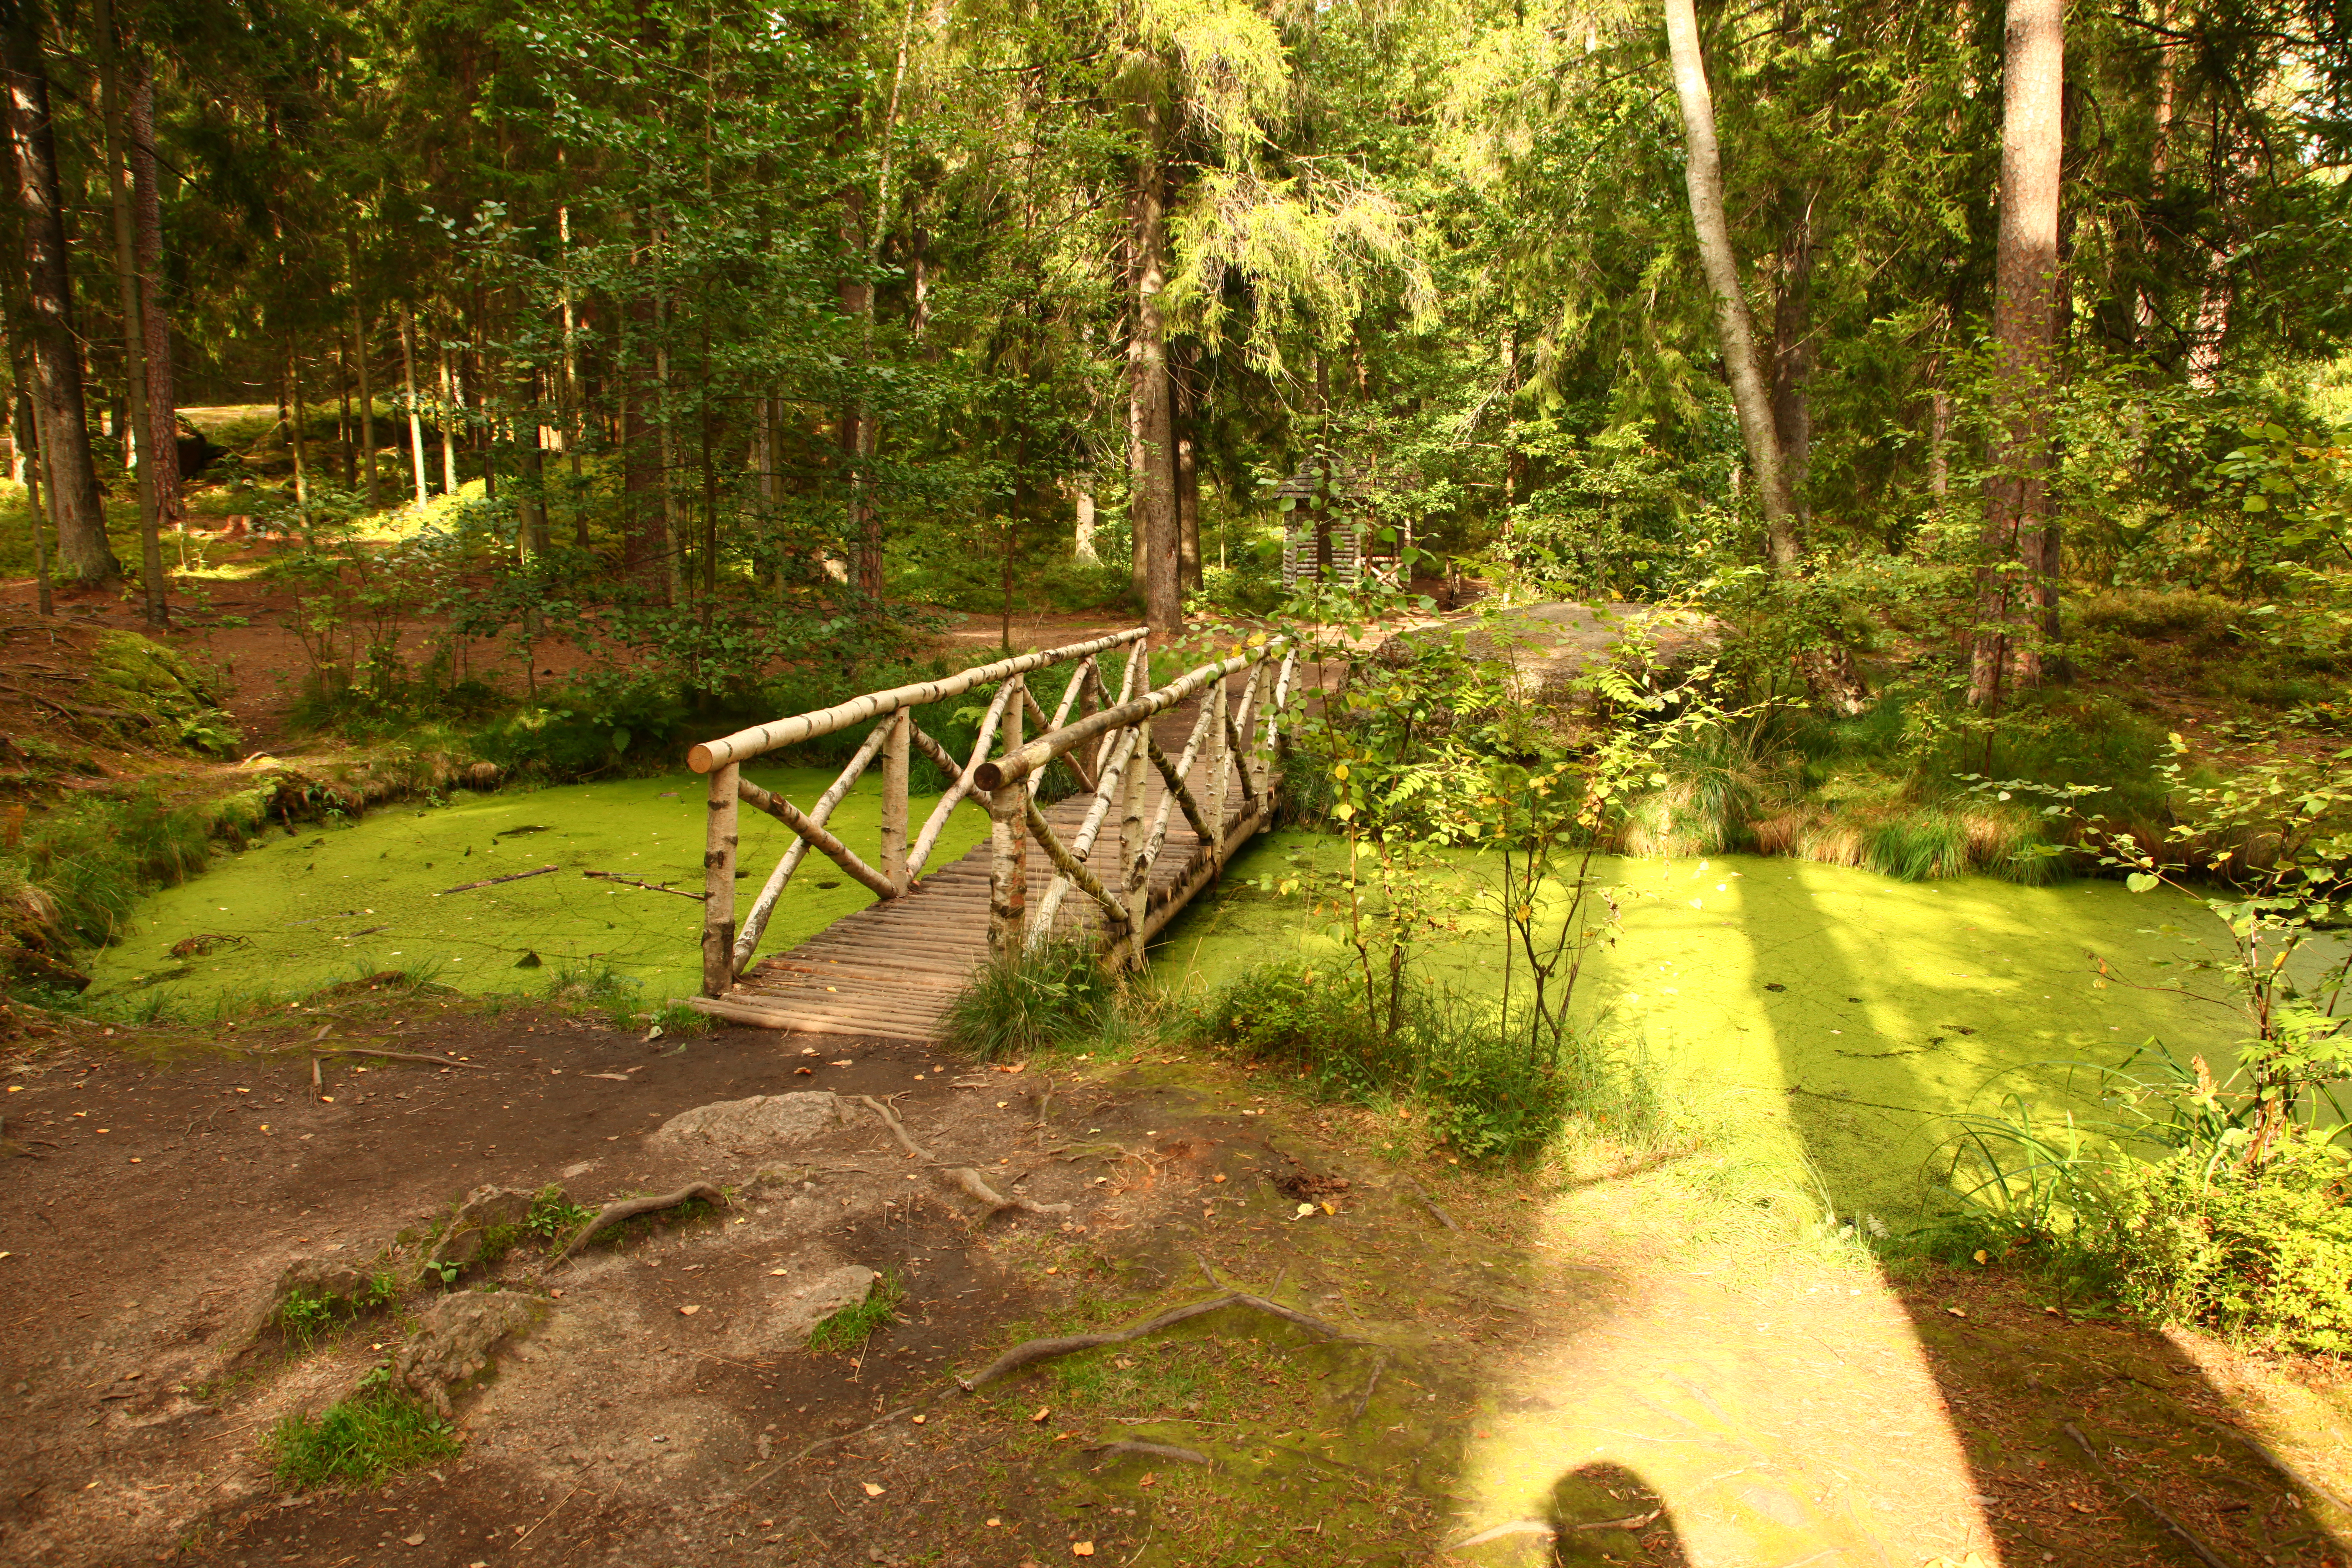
[1158,830,2251,1219]
[82,766,988,1015]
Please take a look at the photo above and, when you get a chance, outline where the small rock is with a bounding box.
[429,1185,540,1268]
[650,1093,848,1157]
[396,1290,540,1416]
[774,1265,878,1341]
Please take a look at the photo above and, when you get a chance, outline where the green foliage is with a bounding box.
[267,1370,462,1489]
[275,1289,340,1347]
[2095,1127,2352,1353]
[807,1271,906,1354]
[526,1187,596,1246]
[0,786,213,952]
[941,939,1118,1061]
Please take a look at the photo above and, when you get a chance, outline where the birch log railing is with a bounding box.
[682,629,1296,1039]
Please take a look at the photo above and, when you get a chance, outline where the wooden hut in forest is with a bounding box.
[1274,457,1409,589]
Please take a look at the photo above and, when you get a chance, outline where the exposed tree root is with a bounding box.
[1404,1176,1461,1233]
[1447,1521,1555,1551]
[856,1095,1072,1221]
[957,1291,1370,1393]
[558,1182,727,1261]
[1089,1439,1211,1467]
[2063,1422,2234,1568]
[242,1044,489,1071]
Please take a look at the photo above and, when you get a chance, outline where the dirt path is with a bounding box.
[7,998,2352,1568]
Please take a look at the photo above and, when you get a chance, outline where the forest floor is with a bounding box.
[3,1001,2352,1568]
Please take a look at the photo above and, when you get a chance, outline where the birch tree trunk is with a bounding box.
[1967,0,2065,708]
[1663,0,1796,567]
[2,18,113,585]
[398,303,428,506]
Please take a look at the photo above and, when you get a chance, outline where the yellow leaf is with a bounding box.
[1072,1545,1096,1558]
[1032,1406,1051,1422]
[861,1482,884,1497]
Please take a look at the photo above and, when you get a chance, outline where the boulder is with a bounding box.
[773,1265,878,1342]
[396,1289,539,1416]
[277,1255,369,1307]
[649,1093,848,1158]
[1375,601,1722,704]
[429,1184,538,1268]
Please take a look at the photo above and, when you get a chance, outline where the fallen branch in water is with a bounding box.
[558,1182,727,1261]
[584,870,706,901]
[439,864,560,895]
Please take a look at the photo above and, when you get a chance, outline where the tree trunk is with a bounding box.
[398,302,428,507]
[1073,483,1097,562]
[514,364,547,557]
[286,343,310,523]
[1769,190,1816,527]
[8,328,50,613]
[353,299,376,509]
[2,18,112,585]
[129,68,176,529]
[652,291,683,606]
[96,0,162,624]
[1967,0,2064,709]
[1127,133,1181,634]
[1174,346,1200,592]
[1662,0,1797,566]
[436,330,459,495]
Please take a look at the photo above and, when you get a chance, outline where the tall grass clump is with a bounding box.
[2,786,213,952]
[941,938,1118,1061]
[1188,959,1671,1161]
[267,1369,461,1488]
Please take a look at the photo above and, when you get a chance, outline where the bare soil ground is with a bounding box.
[5,1000,2352,1568]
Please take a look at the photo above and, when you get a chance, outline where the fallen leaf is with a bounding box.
[861,1482,884,1497]
[1972,1249,1989,1265]
[679,1304,701,1316]
[986,1518,1001,1527]
[1138,1473,1155,1488]
[1293,1202,1315,1220]
[1212,1173,1226,1184]
[830,1060,854,1068]
[588,1072,630,1082]
[402,1534,424,1547]
[795,1067,813,1075]
[1031,1406,1051,1422]
[1946,1306,1967,1318]
[769,1268,789,1276]
[911,1414,926,1424]
[1071,1545,1095,1558]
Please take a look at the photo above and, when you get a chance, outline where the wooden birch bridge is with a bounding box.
[682,628,1297,1041]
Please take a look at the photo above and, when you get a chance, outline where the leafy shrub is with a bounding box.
[2091,1127,2352,1353]
[268,1369,462,1488]
[1189,959,1669,1161]
[941,939,1118,1061]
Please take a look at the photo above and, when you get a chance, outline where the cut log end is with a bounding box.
[686,744,716,774]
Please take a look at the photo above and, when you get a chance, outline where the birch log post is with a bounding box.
[986,678,1027,956]
[701,762,739,995]
[880,707,910,891]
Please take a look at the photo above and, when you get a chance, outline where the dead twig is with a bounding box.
[515,1478,585,1545]
[1348,1350,1390,1421]
[2063,1423,2237,1568]
[1088,1439,1211,1467]
[856,1096,1070,1221]
[1403,1176,1461,1233]
[243,1045,488,1071]
[557,1183,727,1261]
[957,1292,1373,1393]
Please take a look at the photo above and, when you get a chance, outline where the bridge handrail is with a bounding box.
[687,626,1148,772]
[972,637,1287,792]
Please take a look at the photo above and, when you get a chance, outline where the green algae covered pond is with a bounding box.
[88,779,2267,1213]
[1157,829,2260,1215]
[86,769,988,1015]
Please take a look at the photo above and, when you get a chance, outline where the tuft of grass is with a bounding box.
[1189,961,1676,1162]
[267,1370,462,1488]
[941,939,1117,1061]
[807,1270,907,1353]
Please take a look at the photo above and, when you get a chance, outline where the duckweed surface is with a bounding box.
[87,768,988,1013]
